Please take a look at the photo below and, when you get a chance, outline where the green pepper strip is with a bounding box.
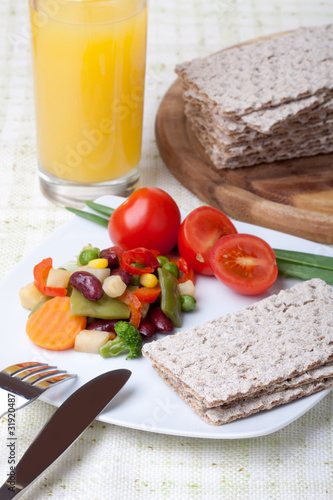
[65,207,109,228]
[157,267,182,328]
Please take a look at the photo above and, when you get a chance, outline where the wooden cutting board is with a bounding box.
[155,78,333,244]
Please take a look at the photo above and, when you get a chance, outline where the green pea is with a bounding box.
[163,261,179,278]
[79,249,99,265]
[181,295,197,312]
[157,255,169,267]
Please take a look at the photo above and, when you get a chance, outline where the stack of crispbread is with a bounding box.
[175,24,333,169]
[142,279,333,425]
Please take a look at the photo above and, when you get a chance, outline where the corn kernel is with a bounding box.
[140,273,159,288]
[88,258,108,269]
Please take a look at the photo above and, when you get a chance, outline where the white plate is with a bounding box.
[2,195,332,439]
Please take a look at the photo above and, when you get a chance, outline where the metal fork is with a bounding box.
[0,362,76,419]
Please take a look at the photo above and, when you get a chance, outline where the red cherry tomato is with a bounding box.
[210,233,278,295]
[177,206,237,275]
[108,188,181,255]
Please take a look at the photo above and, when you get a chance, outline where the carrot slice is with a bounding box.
[26,296,86,350]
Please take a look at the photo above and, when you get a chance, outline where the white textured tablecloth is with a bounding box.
[1,1,333,498]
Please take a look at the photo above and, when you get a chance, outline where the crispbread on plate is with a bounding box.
[142,279,333,424]
[155,366,333,425]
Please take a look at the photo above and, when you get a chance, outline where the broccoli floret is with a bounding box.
[99,321,142,360]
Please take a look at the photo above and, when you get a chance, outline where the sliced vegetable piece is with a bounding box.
[33,258,67,297]
[118,289,142,328]
[210,233,278,295]
[74,329,112,354]
[120,248,160,275]
[157,267,182,328]
[133,283,161,303]
[19,282,48,310]
[178,206,237,275]
[26,296,86,350]
[46,268,70,289]
[70,288,130,319]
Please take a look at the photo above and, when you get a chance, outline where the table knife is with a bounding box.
[0,368,131,499]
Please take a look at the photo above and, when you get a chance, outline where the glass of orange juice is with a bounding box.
[29,0,147,206]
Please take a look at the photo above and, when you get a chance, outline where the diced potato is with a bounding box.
[74,329,110,354]
[178,280,196,297]
[71,266,110,283]
[19,282,48,310]
[46,268,70,289]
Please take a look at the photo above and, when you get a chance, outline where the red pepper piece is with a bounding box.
[118,289,142,328]
[33,258,67,297]
[120,248,160,275]
[133,283,161,304]
[168,255,196,284]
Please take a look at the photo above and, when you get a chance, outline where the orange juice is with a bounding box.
[29,0,147,184]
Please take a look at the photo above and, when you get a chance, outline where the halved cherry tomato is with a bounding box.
[120,248,160,275]
[108,188,181,255]
[210,233,278,295]
[133,283,161,303]
[178,206,237,275]
[33,258,67,297]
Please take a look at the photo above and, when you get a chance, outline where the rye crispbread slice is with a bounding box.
[190,121,333,169]
[176,24,333,119]
[188,111,333,156]
[184,87,333,135]
[153,361,333,410]
[154,366,333,425]
[185,97,333,143]
[142,279,333,408]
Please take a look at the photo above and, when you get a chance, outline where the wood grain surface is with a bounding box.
[155,78,333,244]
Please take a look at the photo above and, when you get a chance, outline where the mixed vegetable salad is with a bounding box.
[20,187,333,360]
[20,243,197,358]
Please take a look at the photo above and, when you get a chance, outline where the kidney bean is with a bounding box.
[87,319,122,333]
[139,318,156,338]
[70,271,103,301]
[112,267,133,286]
[100,248,119,269]
[149,306,173,333]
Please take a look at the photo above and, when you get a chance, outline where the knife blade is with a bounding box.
[0,368,131,499]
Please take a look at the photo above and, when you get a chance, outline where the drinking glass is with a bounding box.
[29,0,147,206]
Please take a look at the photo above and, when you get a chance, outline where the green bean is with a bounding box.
[85,201,115,217]
[65,207,109,227]
[274,249,333,284]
